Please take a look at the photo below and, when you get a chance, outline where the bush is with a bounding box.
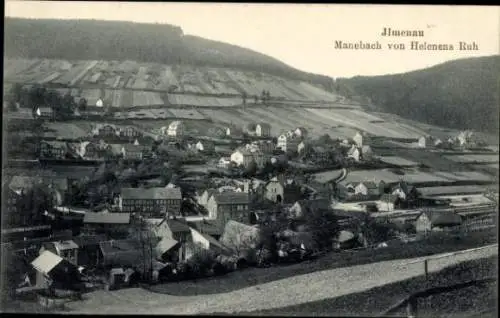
[186,245,218,278]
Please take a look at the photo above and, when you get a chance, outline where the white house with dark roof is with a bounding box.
[255,123,271,137]
[167,121,185,137]
[277,133,300,153]
[230,148,254,168]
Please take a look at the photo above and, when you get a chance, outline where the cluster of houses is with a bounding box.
[414,130,486,149]
[7,110,498,294]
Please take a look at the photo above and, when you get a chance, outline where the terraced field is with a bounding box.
[168,94,242,107]
[4,58,340,104]
[444,154,499,164]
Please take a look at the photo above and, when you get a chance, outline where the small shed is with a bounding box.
[31,250,81,289]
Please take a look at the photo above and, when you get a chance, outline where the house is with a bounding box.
[378,194,400,212]
[187,219,224,240]
[250,140,275,154]
[288,198,331,219]
[82,212,131,237]
[190,228,233,256]
[83,141,111,160]
[391,181,418,201]
[195,140,215,153]
[265,176,302,204]
[294,127,308,139]
[277,134,300,153]
[230,148,254,168]
[119,126,142,139]
[155,236,181,263]
[167,121,185,137]
[206,192,250,228]
[217,157,232,169]
[196,189,217,208]
[418,136,430,148]
[35,106,55,120]
[255,123,271,137]
[72,234,108,267]
[347,145,360,162]
[150,218,193,262]
[92,124,119,138]
[39,240,79,266]
[225,126,243,138]
[353,132,363,147]
[457,131,473,147]
[119,187,182,217]
[98,239,144,268]
[349,181,383,196]
[121,144,144,160]
[415,210,463,234]
[96,98,104,107]
[40,141,68,158]
[31,250,81,289]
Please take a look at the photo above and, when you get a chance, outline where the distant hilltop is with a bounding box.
[335,55,500,136]
[4,17,335,92]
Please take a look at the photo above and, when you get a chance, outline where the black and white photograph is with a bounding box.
[1,1,499,315]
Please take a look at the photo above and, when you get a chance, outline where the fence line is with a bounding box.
[380,244,498,317]
[381,277,497,317]
[403,243,498,266]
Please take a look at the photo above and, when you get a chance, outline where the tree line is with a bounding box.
[5,83,88,117]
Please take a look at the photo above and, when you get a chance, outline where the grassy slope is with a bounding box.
[337,56,500,135]
[146,231,496,296]
[241,256,497,317]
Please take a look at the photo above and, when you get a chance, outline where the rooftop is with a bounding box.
[31,250,63,275]
[121,187,182,200]
[214,192,250,205]
[83,212,131,224]
[166,218,191,233]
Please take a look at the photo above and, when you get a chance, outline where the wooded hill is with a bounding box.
[336,56,500,135]
[4,18,334,91]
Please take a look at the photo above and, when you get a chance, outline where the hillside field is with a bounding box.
[4,58,340,103]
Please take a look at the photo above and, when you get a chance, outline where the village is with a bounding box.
[2,80,498,309]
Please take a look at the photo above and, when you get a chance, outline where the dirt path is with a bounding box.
[63,245,497,315]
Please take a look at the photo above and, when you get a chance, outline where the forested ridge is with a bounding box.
[4,18,334,91]
[336,56,500,134]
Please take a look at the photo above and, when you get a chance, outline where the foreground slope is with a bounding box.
[63,245,497,314]
[336,56,500,135]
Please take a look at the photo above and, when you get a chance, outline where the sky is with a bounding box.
[5,1,500,78]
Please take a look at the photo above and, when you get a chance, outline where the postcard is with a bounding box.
[2,1,498,316]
